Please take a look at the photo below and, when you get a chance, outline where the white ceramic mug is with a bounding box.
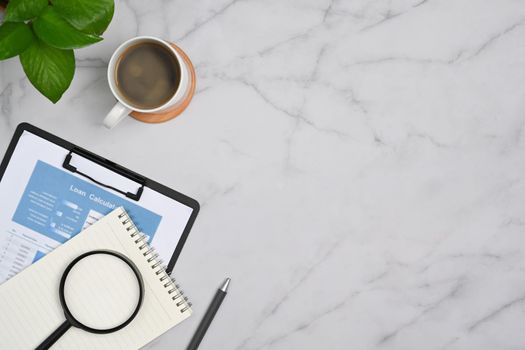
[103,36,189,129]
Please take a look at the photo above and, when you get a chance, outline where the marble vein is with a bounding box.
[377,278,465,346]
[177,0,242,42]
[235,237,345,350]
[467,294,525,332]
[233,77,350,139]
[0,83,12,122]
[352,18,525,67]
[461,17,525,62]
[359,0,432,32]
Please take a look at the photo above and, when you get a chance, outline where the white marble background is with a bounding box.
[2,0,525,349]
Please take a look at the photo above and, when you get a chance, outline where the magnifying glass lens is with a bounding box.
[62,254,142,330]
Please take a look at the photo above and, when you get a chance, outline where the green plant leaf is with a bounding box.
[33,7,102,49]
[20,39,75,103]
[4,0,47,22]
[0,22,34,60]
[51,0,114,35]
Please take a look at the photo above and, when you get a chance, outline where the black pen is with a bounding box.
[187,278,231,350]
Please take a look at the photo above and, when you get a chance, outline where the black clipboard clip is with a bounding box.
[62,148,145,201]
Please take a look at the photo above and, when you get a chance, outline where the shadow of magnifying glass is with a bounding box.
[36,250,144,350]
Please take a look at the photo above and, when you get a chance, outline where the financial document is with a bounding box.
[13,160,161,244]
[0,131,194,284]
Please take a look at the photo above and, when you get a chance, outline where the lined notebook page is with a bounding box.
[0,207,191,349]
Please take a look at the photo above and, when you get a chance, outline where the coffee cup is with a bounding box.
[103,36,191,129]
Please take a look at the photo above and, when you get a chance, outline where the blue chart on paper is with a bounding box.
[12,160,162,244]
[33,251,45,263]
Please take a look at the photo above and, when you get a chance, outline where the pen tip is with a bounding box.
[220,278,231,292]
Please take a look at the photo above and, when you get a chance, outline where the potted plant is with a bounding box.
[0,0,114,103]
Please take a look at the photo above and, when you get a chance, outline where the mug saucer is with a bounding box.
[130,43,196,124]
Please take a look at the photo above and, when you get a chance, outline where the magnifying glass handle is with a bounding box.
[36,320,71,350]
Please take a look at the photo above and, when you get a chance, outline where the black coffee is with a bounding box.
[115,42,180,109]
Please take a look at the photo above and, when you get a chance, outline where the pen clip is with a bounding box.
[62,148,145,201]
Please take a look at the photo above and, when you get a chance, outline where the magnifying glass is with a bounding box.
[36,250,144,350]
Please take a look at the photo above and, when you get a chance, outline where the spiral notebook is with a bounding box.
[0,207,192,349]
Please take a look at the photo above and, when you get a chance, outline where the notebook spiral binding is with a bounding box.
[118,210,192,313]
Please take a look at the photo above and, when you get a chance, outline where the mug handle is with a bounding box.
[103,102,132,129]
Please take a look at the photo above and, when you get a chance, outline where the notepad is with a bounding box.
[0,207,192,349]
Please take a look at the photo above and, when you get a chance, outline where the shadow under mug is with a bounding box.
[103,36,193,129]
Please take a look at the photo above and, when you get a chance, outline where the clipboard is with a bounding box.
[0,123,199,278]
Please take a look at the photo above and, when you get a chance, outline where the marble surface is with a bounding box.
[2,0,525,348]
